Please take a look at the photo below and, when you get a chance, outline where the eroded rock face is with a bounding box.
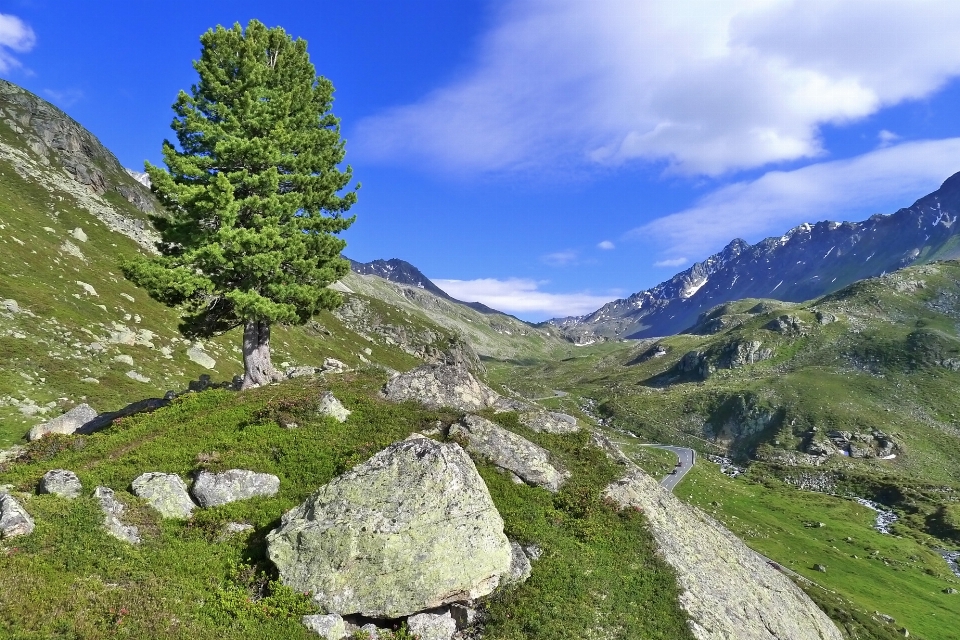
[27,403,98,441]
[131,473,195,518]
[266,435,512,618]
[449,415,569,492]
[381,364,502,412]
[93,486,140,544]
[0,493,34,538]
[519,411,579,434]
[603,468,842,640]
[190,470,280,508]
[38,469,82,498]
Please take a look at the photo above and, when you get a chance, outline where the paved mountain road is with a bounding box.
[647,444,696,492]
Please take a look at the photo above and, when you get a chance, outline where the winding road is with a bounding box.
[648,444,696,492]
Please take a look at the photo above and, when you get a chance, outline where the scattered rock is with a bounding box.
[381,364,501,412]
[301,613,348,639]
[287,366,320,379]
[113,354,134,366]
[93,486,140,544]
[126,371,150,383]
[519,410,579,434]
[323,358,348,373]
[131,473,195,518]
[815,311,837,325]
[944,588,957,594]
[266,435,512,618]
[406,611,457,640]
[317,392,351,423]
[1,299,19,313]
[190,469,280,508]
[0,493,34,538]
[504,540,532,584]
[766,315,807,336]
[186,346,216,370]
[76,281,98,296]
[814,564,827,573]
[27,403,98,441]
[70,227,87,242]
[449,415,569,492]
[219,522,254,539]
[59,240,85,260]
[38,469,82,498]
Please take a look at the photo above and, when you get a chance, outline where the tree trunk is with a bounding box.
[241,319,282,389]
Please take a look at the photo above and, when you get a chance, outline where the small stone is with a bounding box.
[113,354,134,366]
[945,588,958,594]
[126,371,150,383]
[406,611,457,640]
[504,540,532,584]
[317,391,351,423]
[220,522,254,538]
[2,299,20,313]
[322,357,348,373]
[191,469,280,508]
[80,377,100,384]
[38,469,82,498]
[131,472,195,518]
[814,564,827,573]
[301,613,347,639]
[0,493,35,538]
[523,543,543,561]
[70,227,87,242]
[93,486,140,544]
[186,346,216,369]
[76,281,98,296]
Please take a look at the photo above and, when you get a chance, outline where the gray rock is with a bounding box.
[27,403,98,441]
[944,588,957,594]
[287,366,321,379]
[1,298,19,313]
[381,364,501,412]
[125,370,151,383]
[0,493,34,538]
[816,311,837,325]
[721,340,773,368]
[317,392,351,423]
[603,466,842,640]
[38,469,82,498]
[70,227,87,242]
[519,411,579,434]
[113,354,134,366]
[266,435,512,618]
[322,358,348,373]
[449,603,479,628]
[449,415,569,492]
[766,314,807,336]
[131,472,195,518]
[191,469,280,508]
[504,540,532,584]
[406,612,457,640]
[93,486,140,544]
[219,522,254,539]
[186,346,216,370]
[814,564,827,573]
[302,613,348,639]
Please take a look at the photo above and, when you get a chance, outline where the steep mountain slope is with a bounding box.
[556,172,960,341]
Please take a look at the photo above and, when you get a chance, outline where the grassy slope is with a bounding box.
[0,371,692,640]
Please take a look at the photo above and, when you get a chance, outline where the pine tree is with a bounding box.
[123,20,357,389]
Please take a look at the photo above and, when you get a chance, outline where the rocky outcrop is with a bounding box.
[449,415,569,492]
[0,493,34,538]
[603,467,842,640]
[27,403,98,441]
[720,340,773,368]
[519,410,579,434]
[381,364,502,412]
[766,315,807,336]
[266,435,512,618]
[93,486,140,544]
[131,473,195,518]
[38,469,82,498]
[190,470,280,508]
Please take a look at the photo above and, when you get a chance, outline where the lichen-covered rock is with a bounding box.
[317,392,351,423]
[27,403,97,441]
[131,472,195,518]
[519,410,579,434]
[406,611,457,640]
[190,470,280,508]
[93,486,140,544]
[504,540,532,584]
[266,435,512,618]
[603,468,842,640]
[449,415,569,492]
[0,493,34,538]
[381,364,501,412]
[38,469,82,498]
[302,613,348,639]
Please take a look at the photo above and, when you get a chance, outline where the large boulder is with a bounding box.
[449,415,569,492]
[27,404,98,441]
[0,493,34,538]
[381,364,501,412]
[93,486,140,544]
[38,469,82,498]
[131,472,195,518]
[190,469,280,508]
[266,435,512,618]
[519,410,579,434]
[603,466,843,640]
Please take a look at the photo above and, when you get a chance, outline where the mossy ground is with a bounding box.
[0,370,692,639]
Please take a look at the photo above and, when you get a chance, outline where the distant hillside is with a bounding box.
[555,171,960,341]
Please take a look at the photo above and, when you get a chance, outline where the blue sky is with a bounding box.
[3,1,960,321]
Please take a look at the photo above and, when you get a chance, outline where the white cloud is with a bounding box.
[628,138,960,259]
[353,0,960,176]
[597,240,615,250]
[878,129,900,147]
[43,89,83,108]
[541,249,578,266]
[0,13,35,72]
[432,277,614,319]
[654,257,688,268]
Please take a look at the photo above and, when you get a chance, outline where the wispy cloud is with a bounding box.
[628,138,960,259]
[597,240,615,250]
[541,250,578,266]
[43,88,84,108]
[432,277,614,319]
[353,0,960,177]
[877,129,900,147]
[0,13,35,72]
[654,257,688,268]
